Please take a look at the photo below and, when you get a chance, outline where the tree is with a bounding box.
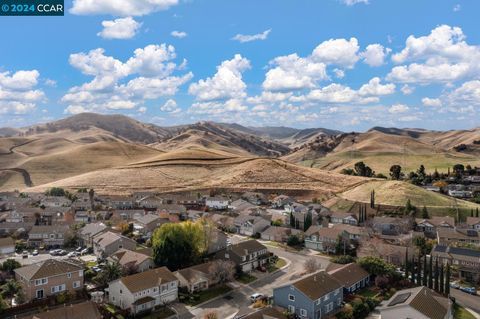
[434,259,439,291]
[94,261,122,286]
[358,256,395,277]
[404,251,409,280]
[416,256,422,285]
[421,206,429,219]
[287,234,300,246]
[404,199,416,216]
[389,165,403,180]
[289,212,295,228]
[88,188,95,210]
[428,256,433,289]
[1,259,21,274]
[1,279,21,299]
[453,164,465,179]
[152,221,205,270]
[304,212,312,231]
[331,255,355,264]
[45,187,66,197]
[422,255,428,286]
[304,257,320,274]
[354,162,374,177]
[370,190,375,209]
[209,260,235,284]
[417,165,426,183]
[439,265,444,294]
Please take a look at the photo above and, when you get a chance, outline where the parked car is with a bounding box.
[250,293,264,303]
[75,247,83,252]
[91,266,101,273]
[80,248,89,255]
[58,250,67,256]
[67,252,76,257]
[32,250,38,256]
[460,287,477,295]
[22,251,28,258]
[450,281,460,289]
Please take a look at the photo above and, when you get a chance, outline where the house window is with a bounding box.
[153,288,157,292]
[325,302,333,313]
[288,305,295,313]
[73,281,80,288]
[288,294,295,301]
[67,272,72,278]
[35,278,48,286]
[79,270,83,277]
[300,309,307,317]
[120,289,122,294]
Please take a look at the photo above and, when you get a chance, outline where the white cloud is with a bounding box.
[358,77,395,96]
[70,0,179,17]
[389,104,409,113]
[422,97,442,107]
[333,68,345,79]
[44,79,57,87]
[398,115,420,122]
[311,37,360,68]
[160,99,181,113]
[387,25,480,83]
[300,83,379,104]
[443,80,480,108]
[361,44,390,67]
[171,31,187,38]
[62,44,191,114]
[232,29,271,43]
[97,17,141,39]
[401,84,414,95]
[188,54,250,101]
[138,106,147,113]
[341,0,369,5]
[0,70,45,115]
[262,54,328,91]
[453,4,461,12]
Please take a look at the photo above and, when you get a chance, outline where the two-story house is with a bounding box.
[107,267,178,315]
[436,228,480,246]
[133,213,164,236]
[415,216,455,237]
[304,226,343,253]
[205,197,229,210]
[327,263,370,294]
[108,249,154,273]
[466,217,480,230]
[330,212,358,226]
[431,245,480,282]
[215,240,270,273]
[234,215,270,236]
[28,225,70,248]
[78,222,108,247]
[40,196,72,208]
[15,259,85,301]
[273,271,343,319]
[93,231,137,259]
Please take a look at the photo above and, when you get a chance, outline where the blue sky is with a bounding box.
[0,0,479,131]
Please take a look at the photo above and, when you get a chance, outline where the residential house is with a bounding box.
[304,226,340,253]
[234,215,270,236]
[431,245,480,282]
[271,195,293,209]
[207,228,228,255]
[273,271,343,319]
[330,212,358,226]
[174,262,218,293]
[17,301,101,319]
[108,249,154,273]
[134,213,164,235]
[261,226,303,242]
[40,196,72,208]
[0,236,15,254]
[93,231,137,259]
[436,228,480,246]
[15,259,84,301]
[102,196,135,210]
[78,222,108,247]
[0,222,34,236]
[28,225,70,248]
[415,216,455,237]
[234,307,288,319]
[136,195,165,209]
[18,301,101,319]
[230,199,257,212]
[205,197,229,210]
[371,216,413,235]
[210,214,236,232]
[466,217,480,230]
[379,286,453,319]
[327,263,370,294]
[107,267,178,315]
[357,238,411,266]
[215,240,270,273]
[74,210,91,223]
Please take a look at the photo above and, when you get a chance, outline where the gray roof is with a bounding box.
[15,259,84,280]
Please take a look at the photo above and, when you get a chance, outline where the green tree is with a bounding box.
[304,212,312,231]
[45,187,66,197]
[404,199,417,216]
[287,234,300,246]
[389,165,403,180]
[94,261,122,287]
[439,265,444,294]
[354,162,374,177]
[289,212,295,228]
[421,206,429,219]
[1,259,21,274]
[445,263,451,295]
[422,255,428,286]
[358,256,395,277]
[416,256,422,285]
[1,279,21,299]
[152,221,205,270]
[434,259,439,292]
[428,256,433,289]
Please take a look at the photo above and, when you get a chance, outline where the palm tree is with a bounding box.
[95,262,122,286]
[1,279,21,299]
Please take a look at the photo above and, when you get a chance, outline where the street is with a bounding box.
[451,289,480,315]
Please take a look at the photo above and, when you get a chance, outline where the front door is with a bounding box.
[36,289,44,299]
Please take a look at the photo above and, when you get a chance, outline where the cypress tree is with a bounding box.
[471,209,474,217]
[411,260,416,284]
[445,263,451,295]
[422,255,428,286]
[439,265,444,294]
[416,255,422,285]
[434,259,439,291]
[428,256,433,289]
[476,208,479,218]
[290,212,295,228]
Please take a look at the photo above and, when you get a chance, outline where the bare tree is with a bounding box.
[304,257,320,274]
[209,260,235,284]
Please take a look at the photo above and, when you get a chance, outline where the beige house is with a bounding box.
[18,301,101,319]
[15,259,85,302]
[108,249,154,273]
[379,286,453,319]
[107,267,178,315]
[0,237,15,255]
[28,225,70,248]
[93,231,136,259]
[174,262,218,293]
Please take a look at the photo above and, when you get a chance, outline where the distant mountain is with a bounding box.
[0,128,21,137]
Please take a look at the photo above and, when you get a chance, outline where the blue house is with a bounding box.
[327,263,370,295]
[273,271,343,319]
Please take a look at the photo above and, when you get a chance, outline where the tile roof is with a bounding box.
[291,271,343,300]
[327,263,369,288]
[93,231,133,248]
[15,259,84,280]
[110,249,152,267]
[119,266,177,293]
[0,236,14,248]
[19,301,101,319]
[467,217,480,226]
[228,240,267,257]
[239,307,288,319]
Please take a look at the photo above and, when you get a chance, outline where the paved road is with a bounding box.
[175,245,330,319]
[0,252,95,266]
[451,289,480,314]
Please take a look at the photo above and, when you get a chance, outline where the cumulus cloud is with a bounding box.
[358,77,395,96]
[70,0,179,17]
[311,37,360,68]
[62,44,192,114]
[232,29,271,43]
[361,44,390,66]
[422,97,442,107]
[160,99,181,113]
[401,84,414,95]
[97,17,141,39]
[340,0,369,5]
[387,25,480,83]
[188,54,250,101]
[0,70,45,115]
[389,104,409,113]
[171,31,187,38]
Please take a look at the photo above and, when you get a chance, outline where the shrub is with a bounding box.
[331,255,355,264]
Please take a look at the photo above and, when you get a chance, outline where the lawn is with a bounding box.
[454,304,476,319]
[268,257,287,273]
[86,261,97,268]
[180,285,232,306]
[357,288,379,298]
[237,273,257,284]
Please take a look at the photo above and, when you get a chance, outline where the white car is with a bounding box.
[250,293,264,303]
[80,248,89,255]
[67,251,77,257]
[32,250,39,256]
